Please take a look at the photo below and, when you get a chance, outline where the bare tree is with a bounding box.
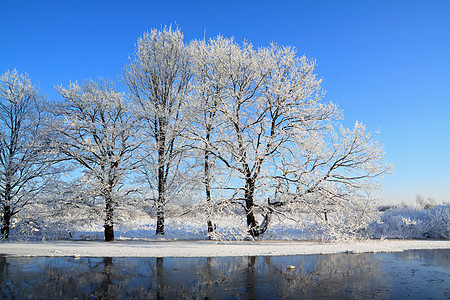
[51,79,140,241]
[124,26,192,235]
[0,70,57,239]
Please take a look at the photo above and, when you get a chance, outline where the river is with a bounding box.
[1,249,448,299]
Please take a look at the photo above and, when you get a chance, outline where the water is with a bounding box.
[0,250,448,299]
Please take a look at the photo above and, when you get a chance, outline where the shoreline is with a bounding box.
[1,239,449,258]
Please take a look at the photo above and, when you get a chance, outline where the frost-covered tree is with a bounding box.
[0,70,57,239]
[124,26,192,235]
[415,194,436,209]
[188,38,228,236]
[51,79,140,241]
[187,37,339,238]
[186,36,390,239]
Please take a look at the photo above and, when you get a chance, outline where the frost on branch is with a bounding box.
[268,121,392,239]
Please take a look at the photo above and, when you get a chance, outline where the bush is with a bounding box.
[369,204,449,239]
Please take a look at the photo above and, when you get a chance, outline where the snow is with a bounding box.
[1,239,449,258]
[11,203,449,242]
[5,203,449,260]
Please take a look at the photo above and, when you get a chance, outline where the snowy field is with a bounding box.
[2,204,449,257]
[9,203,450,241]
[1,239,449,258]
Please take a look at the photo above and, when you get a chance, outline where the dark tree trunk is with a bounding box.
[1,205,11,239]
[245,178,260,238]
[156,122,166,236]
[207,220,214,235]
[259,212,271,235]
[2,182,13,240]
[156,203,165,235]
[205,145,214,236]
[244,178,272,238]
[104,198,114,242]
[104,225,114,242]
[155,188,166,235]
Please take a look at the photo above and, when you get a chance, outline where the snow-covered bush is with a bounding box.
[320,206,380,241]
[369,204,449,239]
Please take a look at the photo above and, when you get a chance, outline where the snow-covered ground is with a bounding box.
[1,239,449,258]
[10,203,450,241]
[3,203,448,258]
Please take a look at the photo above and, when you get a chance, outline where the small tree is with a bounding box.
[124,26,192,235]
[52,79,140,241]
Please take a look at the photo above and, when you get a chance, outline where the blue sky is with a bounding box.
[1,0,449,204]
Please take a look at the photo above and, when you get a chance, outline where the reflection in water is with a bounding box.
[0,250,448,299]
[156,257,164,299]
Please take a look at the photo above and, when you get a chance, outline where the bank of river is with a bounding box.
[1,239,450,257]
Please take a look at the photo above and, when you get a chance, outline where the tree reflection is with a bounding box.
[246,256,256,299]
[204,257,212,300]
[156,257,164,300]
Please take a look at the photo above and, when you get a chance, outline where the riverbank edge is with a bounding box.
[1,239,449,258]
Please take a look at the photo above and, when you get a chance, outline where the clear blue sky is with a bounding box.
[1,0,449,204]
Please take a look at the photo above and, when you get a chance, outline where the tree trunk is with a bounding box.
[259,212,271,235]
[156,121,166,236]
[245,178,260,238]
[155,188,166,235]
[104,199,114,242]
[207,220,214,236]
[205,146,214,236]
[104,225,114,242]
[156,203,165,235]
[244,178,272,238]
[1,182,12,240]
[1,205,11,240]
